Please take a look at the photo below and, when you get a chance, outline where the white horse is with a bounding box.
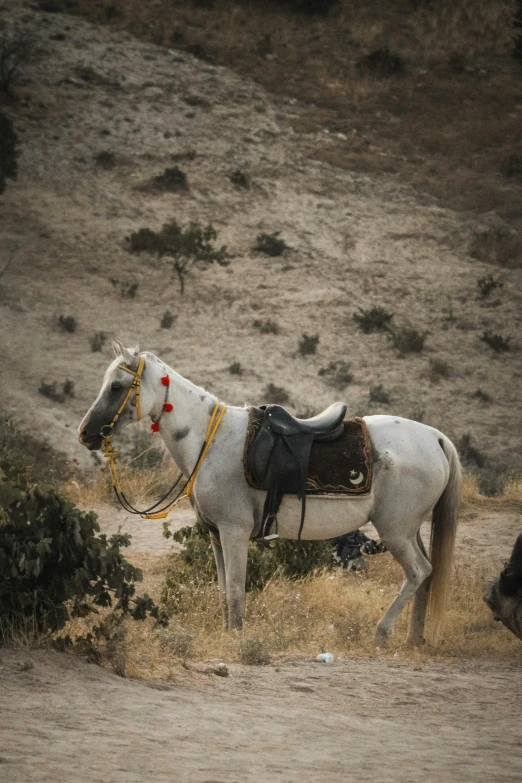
[78,344,461,647]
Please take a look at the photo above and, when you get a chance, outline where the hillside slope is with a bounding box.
[0,1,521,474]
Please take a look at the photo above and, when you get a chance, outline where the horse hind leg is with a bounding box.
[406,532,432,646]
[374,533,432,648]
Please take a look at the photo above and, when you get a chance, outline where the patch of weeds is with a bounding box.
[429,358,450,382]
[62,379,75,398]
[369,384,390,404]
[263,383,290,405]
[477,273,503,298]
[110,279,139,298]
[94,150,116,169]
[228,362,243,375]
[298,333,319,356]
[353,306,393,334]
[38,378,74,402]
[253,232,289,257]
[457,433,486,469]
[160,311,176,329]
[390,327,426,356]
[238,636,271,666]
[480,329,510,353]
[318,361,353,390]
[153,166,188,192]
[229,169,249,189]
[253,319,279,335]
[89,331,107,352]
[357,48,405,78]
[501,154,522,181]
[56,314,77,334]
[158,627,194,658]
[469,227,522,269]
[472,388,492,404]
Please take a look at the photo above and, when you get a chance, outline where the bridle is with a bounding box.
[101,356,226,520]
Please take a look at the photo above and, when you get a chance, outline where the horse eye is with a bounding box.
[111,381,123,391]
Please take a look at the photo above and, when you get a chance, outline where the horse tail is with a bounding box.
[428,436,461,635]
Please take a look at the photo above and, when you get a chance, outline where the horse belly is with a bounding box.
[275,493,373,540]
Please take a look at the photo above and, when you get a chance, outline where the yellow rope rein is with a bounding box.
[102,355,226,519]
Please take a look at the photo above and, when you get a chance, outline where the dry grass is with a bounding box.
[61,546,521,681]
[461,473,522,510]
[71,0,522,224]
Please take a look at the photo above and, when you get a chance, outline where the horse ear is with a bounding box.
[112,339,124,358]
[121,345,137,366]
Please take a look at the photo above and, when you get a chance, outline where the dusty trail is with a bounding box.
[1,648,521,783]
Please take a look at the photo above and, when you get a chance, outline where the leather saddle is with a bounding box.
[247,402,347,540]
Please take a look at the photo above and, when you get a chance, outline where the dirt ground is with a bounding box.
[1,504,519,783]
[1,645,521,783]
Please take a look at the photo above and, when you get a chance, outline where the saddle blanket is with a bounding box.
[243,408,373,496]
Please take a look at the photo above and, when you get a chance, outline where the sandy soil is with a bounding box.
[1,647,521,783]
[1,1,521,476]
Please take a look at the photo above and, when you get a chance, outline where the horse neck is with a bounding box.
[150,364,218,477]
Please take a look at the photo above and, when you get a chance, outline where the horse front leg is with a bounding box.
[219,526,251,631]
[210,536,228,631]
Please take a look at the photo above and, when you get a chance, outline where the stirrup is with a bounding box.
[262,514,279,542]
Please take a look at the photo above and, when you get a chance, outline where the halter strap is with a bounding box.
[101,354,226,520]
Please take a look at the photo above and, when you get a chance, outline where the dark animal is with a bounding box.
[483,534,522,641]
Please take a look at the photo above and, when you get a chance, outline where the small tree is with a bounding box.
[0,111,18,195]
[128,220,230,295]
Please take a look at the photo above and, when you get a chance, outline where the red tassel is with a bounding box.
[161,376,170,387]
[151,421,160,433]
[164,403,173,413]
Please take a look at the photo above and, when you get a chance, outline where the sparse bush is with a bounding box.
[153,166,188,192]
[298,333,319,356]
[369,384,390,404]
[94,150,116,169]
[57,314,77,333]
[110,278,139,298]
[469,227,522,268]
[0,27,36,96]
[239,636,271,666]
[253,318,279,334]
[264,383,290,405]
[160,310,176,329]
[62,379,75,398]
[481,329,511,353]
[253,232,289,257]
[39,380,65,403]
[158,626,195,658]
[501,154,522,181]
[457,433,486,469]
[229,169,249,189]
[477,273,503,298]
[128,220,230,295]
[429,358,450,382]
[473,388,492,404]
[390,327,426,355]
[89,331,107,352]
[357,48,405,77]
[0,111,18,195]
[318,361,353,390]
[353,306,393,334]
[228,361,243,375]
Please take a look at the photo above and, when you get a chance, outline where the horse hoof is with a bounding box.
[374,631,389,648]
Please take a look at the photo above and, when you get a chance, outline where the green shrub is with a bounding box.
[153,166,188,192]
[162,525,333,612]
[110,278,139,298]
[229,169,249,189]
[239,636,271,665]
[298,333,319,356]
[253,232,289,257]
[0,111,18,194]
[263,383,290,404]
[353,306,393,334]
[253,318,279,334]
[429,358,450,382]
[128,220,230,295]
[228,361,243,375]
[57,314,77,333]
[94,150,116,169]
[369,384,390,404]
[390,327,426,355]
[89,331,107,352]
[160,310,176,329]
[357,48,405,77]
[477,273,503,298]
[481,329,510,353]
[318,360,353,389]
